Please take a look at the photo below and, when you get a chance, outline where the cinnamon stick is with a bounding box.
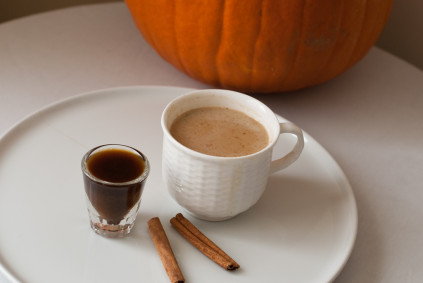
[170,213,240,270]
[147,217,185,283]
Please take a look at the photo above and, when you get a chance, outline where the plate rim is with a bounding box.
[0,85,357,283]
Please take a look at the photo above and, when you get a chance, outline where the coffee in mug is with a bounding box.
[169,106,269,157]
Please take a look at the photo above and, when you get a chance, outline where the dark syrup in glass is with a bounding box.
[84,149,146,224]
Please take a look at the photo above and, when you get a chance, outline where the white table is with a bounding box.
[1,3,422,282]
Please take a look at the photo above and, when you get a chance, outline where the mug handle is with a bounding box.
[269,122,304,175]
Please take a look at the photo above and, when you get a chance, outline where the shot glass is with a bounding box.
[81,144,149,238]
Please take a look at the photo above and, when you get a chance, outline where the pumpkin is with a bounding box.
[126,0,392,93]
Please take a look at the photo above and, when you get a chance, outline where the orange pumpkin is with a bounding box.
[126,0,392,93]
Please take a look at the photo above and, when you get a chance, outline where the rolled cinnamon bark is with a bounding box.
[170,213,240,270]
[148,217,185,283]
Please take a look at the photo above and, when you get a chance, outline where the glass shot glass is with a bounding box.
[81,144,149,238]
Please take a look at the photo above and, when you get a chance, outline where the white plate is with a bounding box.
[0,86,357,283]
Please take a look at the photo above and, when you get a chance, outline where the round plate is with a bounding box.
[0,86,357,283]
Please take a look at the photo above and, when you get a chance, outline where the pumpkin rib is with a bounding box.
[214,1,226,88]
[170,1,226,86]
[349,0,392,67]
[282,0,307,89]
[316,0,362,84]
[214,0,227,88]
[140,2,171,67]
[288,0,352,90]
[215,3,225,87]
[198,1,225,87]
[345,0,369,68]
[172,1,190,76]
[314,0,344,84]
[249,0,265,91]
[250,2,306,92]
[216,1,264,91]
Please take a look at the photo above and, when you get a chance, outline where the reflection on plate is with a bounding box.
[0,86,357,283]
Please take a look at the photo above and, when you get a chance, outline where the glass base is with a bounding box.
[85,197,141,238]
[90,221,134,238]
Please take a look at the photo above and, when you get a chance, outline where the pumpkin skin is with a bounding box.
[126,0,392,93]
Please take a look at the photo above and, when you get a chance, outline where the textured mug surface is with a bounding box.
[161,89,304,221]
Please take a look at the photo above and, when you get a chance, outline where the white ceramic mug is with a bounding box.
[161,89,304,221]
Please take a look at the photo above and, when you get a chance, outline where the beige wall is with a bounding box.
[0,0,120,23]
[1,0,422,70]
[376,0,423,70]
